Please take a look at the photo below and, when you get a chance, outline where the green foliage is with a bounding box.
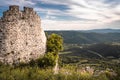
[0,63,119,80]
[14,62,28,68]
[36,33,63,68]
[47,33,63,53]
[29,59,37,67]
[37,52,57,68]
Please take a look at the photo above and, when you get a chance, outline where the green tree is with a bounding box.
[47,33,63,53]
[37,33,63,68]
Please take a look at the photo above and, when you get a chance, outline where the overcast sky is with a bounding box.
[0,0,120,30]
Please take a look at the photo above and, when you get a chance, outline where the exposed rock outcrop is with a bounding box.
[0,5,46,65]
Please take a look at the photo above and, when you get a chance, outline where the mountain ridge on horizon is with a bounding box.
[45,29,120,33]
[46,30,120,44]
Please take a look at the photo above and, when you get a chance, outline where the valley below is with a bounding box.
[47,30,120,80]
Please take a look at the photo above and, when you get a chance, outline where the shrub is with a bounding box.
[37,52,58,68]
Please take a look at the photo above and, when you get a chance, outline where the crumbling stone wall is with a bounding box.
[0,5,46,65]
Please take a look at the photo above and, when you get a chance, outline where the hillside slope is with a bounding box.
[46,31,120,44]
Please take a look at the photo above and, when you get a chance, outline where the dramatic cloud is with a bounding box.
[0,0,120,30]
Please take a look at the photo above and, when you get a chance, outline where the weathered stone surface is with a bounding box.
[0,5,46,65]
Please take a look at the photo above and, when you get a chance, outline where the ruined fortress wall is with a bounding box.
[0,5,46,64]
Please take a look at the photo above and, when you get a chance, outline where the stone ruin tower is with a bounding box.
[0,5,46,65]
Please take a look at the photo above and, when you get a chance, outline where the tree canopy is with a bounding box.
[47,33,63,53]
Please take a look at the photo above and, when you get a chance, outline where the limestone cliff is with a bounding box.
[0,5,46,65]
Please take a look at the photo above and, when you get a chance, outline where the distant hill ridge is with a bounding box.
[46,30,120,44]
[46,29,120,33]
[80,29,120,33]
